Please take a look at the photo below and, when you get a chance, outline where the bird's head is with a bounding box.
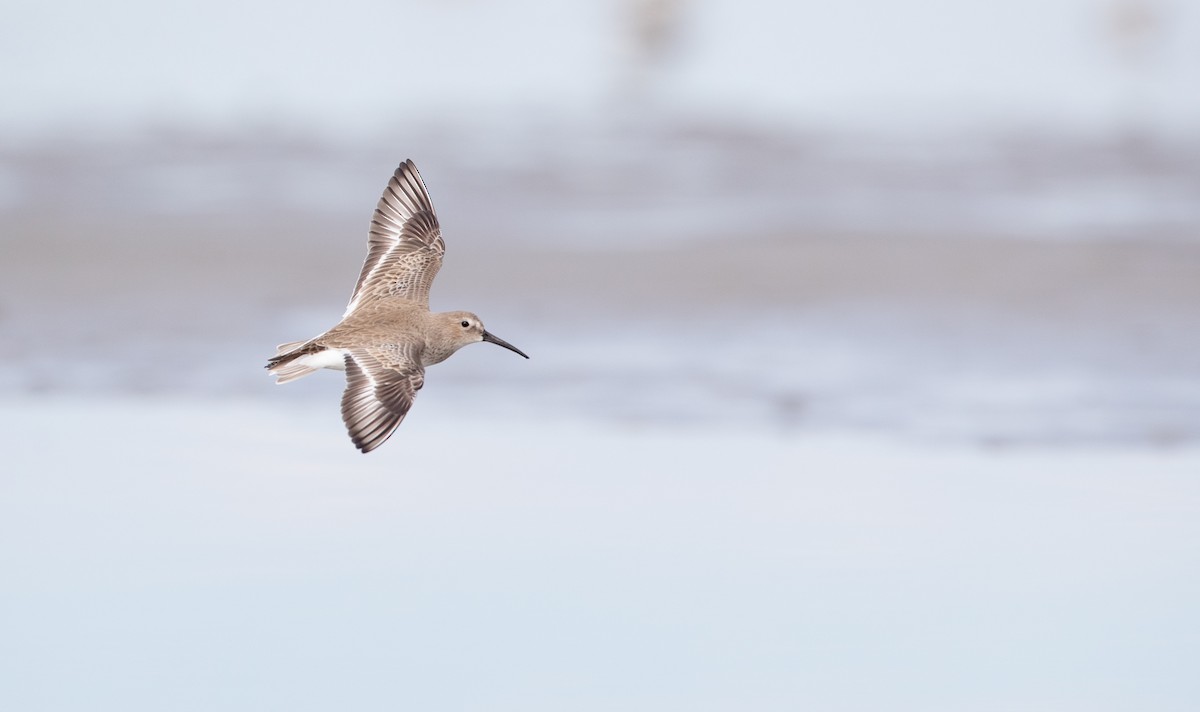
[440,311,529,359]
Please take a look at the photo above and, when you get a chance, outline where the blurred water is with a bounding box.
[2,398,1198,712]
[5,123,1199,243]
[2,116,1199,446]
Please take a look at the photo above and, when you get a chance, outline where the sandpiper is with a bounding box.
[266,159,529,453]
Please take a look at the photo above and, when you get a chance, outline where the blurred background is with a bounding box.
[2,1,1199,710]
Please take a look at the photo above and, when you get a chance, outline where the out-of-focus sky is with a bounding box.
[3,0,1198,138]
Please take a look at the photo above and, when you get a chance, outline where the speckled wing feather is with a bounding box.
[340,347,426,453]
[344,160,445,316]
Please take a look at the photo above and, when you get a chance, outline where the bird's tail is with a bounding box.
[266,340,318,384]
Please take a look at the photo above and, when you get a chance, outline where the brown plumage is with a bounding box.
[267,160,529,453]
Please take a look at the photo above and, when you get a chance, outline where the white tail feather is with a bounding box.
[268,343,347,385]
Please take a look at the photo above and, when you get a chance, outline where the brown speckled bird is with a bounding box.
[266,160,528,453]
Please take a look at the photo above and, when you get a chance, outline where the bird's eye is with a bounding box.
[460,320,470,328]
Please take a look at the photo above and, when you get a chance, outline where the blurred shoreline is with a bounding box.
[2,122,1198,446]
[3,186,1198,446]
[5,210,1200,314]
[4,120,1198,244]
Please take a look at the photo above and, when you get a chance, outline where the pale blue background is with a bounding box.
[2,2,1199,711]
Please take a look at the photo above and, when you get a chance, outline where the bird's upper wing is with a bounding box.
[340,346,426,453]
[344,160,445,316]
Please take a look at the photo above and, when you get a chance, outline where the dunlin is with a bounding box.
[266,159,529,453]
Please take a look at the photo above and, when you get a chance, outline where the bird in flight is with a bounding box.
[267,160,529,453]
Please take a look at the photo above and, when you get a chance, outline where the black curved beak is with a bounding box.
[481,330,530,359]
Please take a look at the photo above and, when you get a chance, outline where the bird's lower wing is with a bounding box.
[340,348,426,453]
